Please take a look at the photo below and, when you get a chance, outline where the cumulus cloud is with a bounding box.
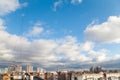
[0,20,94,67]
[0,0,28,16]
[80,41,94,51]
[1,16,120,69]
[26,22,44,37]
[24,22,53,38]
[84,16,120,43]
[87,49,108,62]
[0,0,20,15]
[55,36,94,63]
[0,19,6,30]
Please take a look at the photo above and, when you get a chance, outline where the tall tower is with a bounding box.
[37,67,44,73]
[26,65,33,73]
[15,65,22,72]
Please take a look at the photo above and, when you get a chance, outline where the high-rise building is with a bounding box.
[26,65,33,73]
[8,65,16,72]
[8,65,22,73]
[90,66,103,73]
[15,65,22,72]
[37,67,44,73]
[0,68,8,74]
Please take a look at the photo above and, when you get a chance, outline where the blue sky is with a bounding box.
[0,0,120,70]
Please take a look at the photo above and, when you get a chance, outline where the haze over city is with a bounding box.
[0,0,120,70]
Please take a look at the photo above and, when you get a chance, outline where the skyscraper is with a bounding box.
[26,65,33,73]
[15,65,22,72]
[37,67,44,73]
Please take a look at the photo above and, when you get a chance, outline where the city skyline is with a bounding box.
[0,0,120,70]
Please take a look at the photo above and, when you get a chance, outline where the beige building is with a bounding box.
[72,73,120,80]
[26,65,33,73]
[15,65,22,72]
[37,67,45,73]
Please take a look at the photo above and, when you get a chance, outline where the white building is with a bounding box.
[26,65,33,73]
[37,67,44,73]
[0,68,8,74]
[72,73,120,80]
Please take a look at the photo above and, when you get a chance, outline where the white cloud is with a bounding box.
[53,0,83,11]
[0,23,94,65]
[27,22,44,37]
[0,19,6,30]
[85,16,120,43]
[25,22,53,37]
[21,2,28,8]
[53,0,62,11]
[55,36,93,62]
[80,41,94,51]
[0,0,28,16]
[107,54,120,61]
[1,17,120,69]
[71,0,82,4]
[0,19,57,63]
[30,26,43,36]
[87,49,108,62]
[0,0,20,15]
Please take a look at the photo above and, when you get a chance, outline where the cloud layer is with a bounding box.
[0,0,120,70]
[0,0,20,15]
[0,17,120,69]
[85,16,120,43]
